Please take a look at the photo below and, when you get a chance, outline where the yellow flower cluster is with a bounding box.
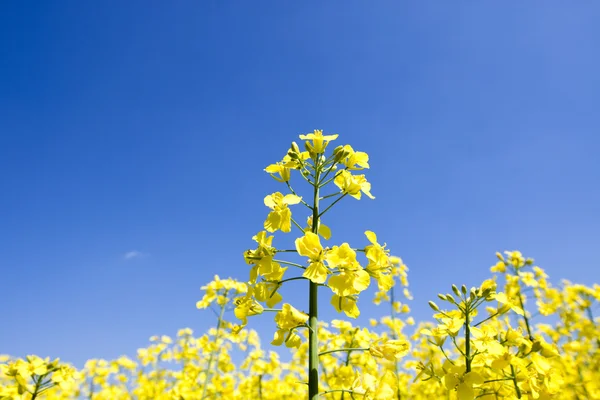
[2,256,599,399]
[2,132,599,399]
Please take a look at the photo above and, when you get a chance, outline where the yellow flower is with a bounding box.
[490,260,506,273]
[299,129,338,154]
[339,144,370,170]
[264,161,291,182]
[256,260,287,282]
[504,250,525,268]
[443,365,484,400]
[244,231,276,278]
[494,292,525,316]
[331,294,360,318]
[328,268,370,297]
[334,170,375,199]
[296,232,329,283]
[51,365,80,391]
[490,351,513,371]
[264,192,302,233]
[234,294,264,326]
[326,245,370,297]
[326,243,357,269]
[274,303,309,330]
[439,316,465,336]
[271,304,309,348]
[17,356,48,378]
[363,231,394,291]
[470,326,504,356]
[369,338,410,361]
[352,371,396,400]
[421,326,447,346]
[253,282,283,308]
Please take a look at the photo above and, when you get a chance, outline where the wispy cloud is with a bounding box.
[123,250,146,260]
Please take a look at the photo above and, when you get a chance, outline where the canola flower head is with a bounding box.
[299,129,338,155]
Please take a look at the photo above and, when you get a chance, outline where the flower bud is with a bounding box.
[445,294,457,304]
[428,301,440,312]
[304,141,317,158]
[332,145,344,156]
[452,284,461,297]
[470,288,477,300]
[461,285,467,295]
[332,145,348,162]
[291,142,300,154]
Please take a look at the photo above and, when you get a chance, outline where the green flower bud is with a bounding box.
[452,284,461,297]
[428,301,440,312]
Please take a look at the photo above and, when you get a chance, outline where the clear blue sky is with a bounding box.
[1,2,599,367]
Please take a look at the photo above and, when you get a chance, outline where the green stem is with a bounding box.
[320,192,342,200]
[318,347,370,357]
[258,374,263,400]
[318,193,347,218]
[308,156,321,400]
[277,276,309,285]
[30,375,42,400]
[517,291,533,341]
[510,364,522,399]
[484,378,514,383]
[320,389,360,396]
[510,269,533,342]
[439,346,455,365]
[319,170,343,188]
[270,277,309,298]
[474,311,502,327]
[291,217,306,233]
[318,157,338,182]
[272,259,306,270]
[465,309,471,373]
[30,373,53,400]
[341,329,359,400]
[286,182,313,210]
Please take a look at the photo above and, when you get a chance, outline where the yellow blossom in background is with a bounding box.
[443,365,484,400]
[369,338,410,361]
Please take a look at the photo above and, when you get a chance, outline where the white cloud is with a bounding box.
[123,250,146,260]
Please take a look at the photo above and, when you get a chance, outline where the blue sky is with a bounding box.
[1,2,599,367]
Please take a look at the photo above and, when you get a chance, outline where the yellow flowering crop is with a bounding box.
[2,130,599,400]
